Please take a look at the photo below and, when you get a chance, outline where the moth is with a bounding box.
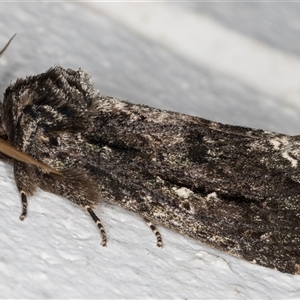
[1,39,300,275]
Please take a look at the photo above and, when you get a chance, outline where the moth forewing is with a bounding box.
[1,65,300,275]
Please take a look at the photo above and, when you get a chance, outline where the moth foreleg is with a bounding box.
[14,161,36,221]
[144,218,163,248]
[19,191,28,220]
[85,205,107,247]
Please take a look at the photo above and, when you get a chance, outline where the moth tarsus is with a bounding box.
[19,191,28,221]
[144,218,163,248]
[85,205,107,247]
[1,65,300,275]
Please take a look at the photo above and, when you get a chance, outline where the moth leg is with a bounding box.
[14,161,36,221]
[19,191,28,221]
[85,205,107,247]
[144,218,163,248]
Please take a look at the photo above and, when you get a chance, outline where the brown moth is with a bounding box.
[1,37,299,275]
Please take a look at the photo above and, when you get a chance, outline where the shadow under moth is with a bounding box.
[1,38,299,275]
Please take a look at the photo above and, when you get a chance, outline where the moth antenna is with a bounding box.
[0,138,61,175]
[0,34,17,57]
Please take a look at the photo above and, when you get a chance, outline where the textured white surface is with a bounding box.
[0,2,300,299]
[90,2,300,107]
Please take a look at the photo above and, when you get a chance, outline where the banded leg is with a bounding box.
[19,191,28,221]
[14,161,36,222]
[144,218,163,248]
[85,205,107,247]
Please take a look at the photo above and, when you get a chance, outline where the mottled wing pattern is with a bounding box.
[1,66,300,274]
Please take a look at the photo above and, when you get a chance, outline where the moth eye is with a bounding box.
[182,201,191,211]
[39,135,59,146]
[49,136,59,146]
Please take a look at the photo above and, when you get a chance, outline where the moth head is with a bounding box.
[2,65,98,137]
